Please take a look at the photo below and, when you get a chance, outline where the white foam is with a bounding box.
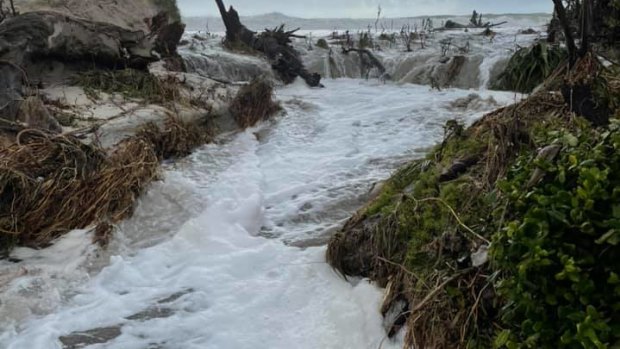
[1,79,523,349]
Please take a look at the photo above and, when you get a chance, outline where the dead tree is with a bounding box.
[552,0,578,67]
[400,25,413,52]
[214,0,321,87]
[551,0,609,126]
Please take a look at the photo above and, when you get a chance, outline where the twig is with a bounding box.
[403,268,474,317]
[460,275,491,343]
[376,256,429,289]
[407,195,491,244]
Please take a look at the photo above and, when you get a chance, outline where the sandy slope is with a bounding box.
[13,0,169,30]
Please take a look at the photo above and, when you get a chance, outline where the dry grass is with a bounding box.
[474,91,568,186]
[137,116,213,159]
[0,115,211,254]
[230,78,281,129]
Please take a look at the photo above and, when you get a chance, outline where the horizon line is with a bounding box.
[182,11,552,20]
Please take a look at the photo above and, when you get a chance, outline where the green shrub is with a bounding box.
[74,69,178,103]
[358,32,373,49]
[494,42,566,93]
[316,38,329,49]
[378,33,396,43]
[492,121,620,348]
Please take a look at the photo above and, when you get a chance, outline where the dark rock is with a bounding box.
[59,326,122,349]
[439,155,481,182]
[125,307,174,321]
[158,289,194,304]
[444,20,468,29]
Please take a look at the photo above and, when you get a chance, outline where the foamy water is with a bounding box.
[184,14,549,89]
[0,14,542,348]
[0,79,521,349]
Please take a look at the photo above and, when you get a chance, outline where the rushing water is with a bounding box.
[0,79,521,349]
[183,14,549,89]
[0,14,544,349]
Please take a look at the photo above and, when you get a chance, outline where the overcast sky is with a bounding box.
[177,0,553,18]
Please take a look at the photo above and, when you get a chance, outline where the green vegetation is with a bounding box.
[316,38,329,50]
[492,121,620,348]
[74,69,179,103]
[358,32,373,49]
[328,74,620,347]
[494,42,566,93]
[378,33,397,43]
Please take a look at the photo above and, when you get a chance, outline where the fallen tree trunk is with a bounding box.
[442,19,507,30]
[214,0,321,87]
[342,47,389,79]
[486,21,508,28]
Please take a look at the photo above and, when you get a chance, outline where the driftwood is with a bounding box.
[443,18,507,31]
[214,0,321,87]
[341,47,389,79]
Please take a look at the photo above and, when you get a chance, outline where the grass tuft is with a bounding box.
[230,78,281,129]
[0,115,211,255]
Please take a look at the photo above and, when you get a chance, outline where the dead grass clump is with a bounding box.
[0,128,158,252]
[467,91,569,186]
[0,130,158,250]
[0,115,212,254]
[137,116,212,159]
[230,78,281,129]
